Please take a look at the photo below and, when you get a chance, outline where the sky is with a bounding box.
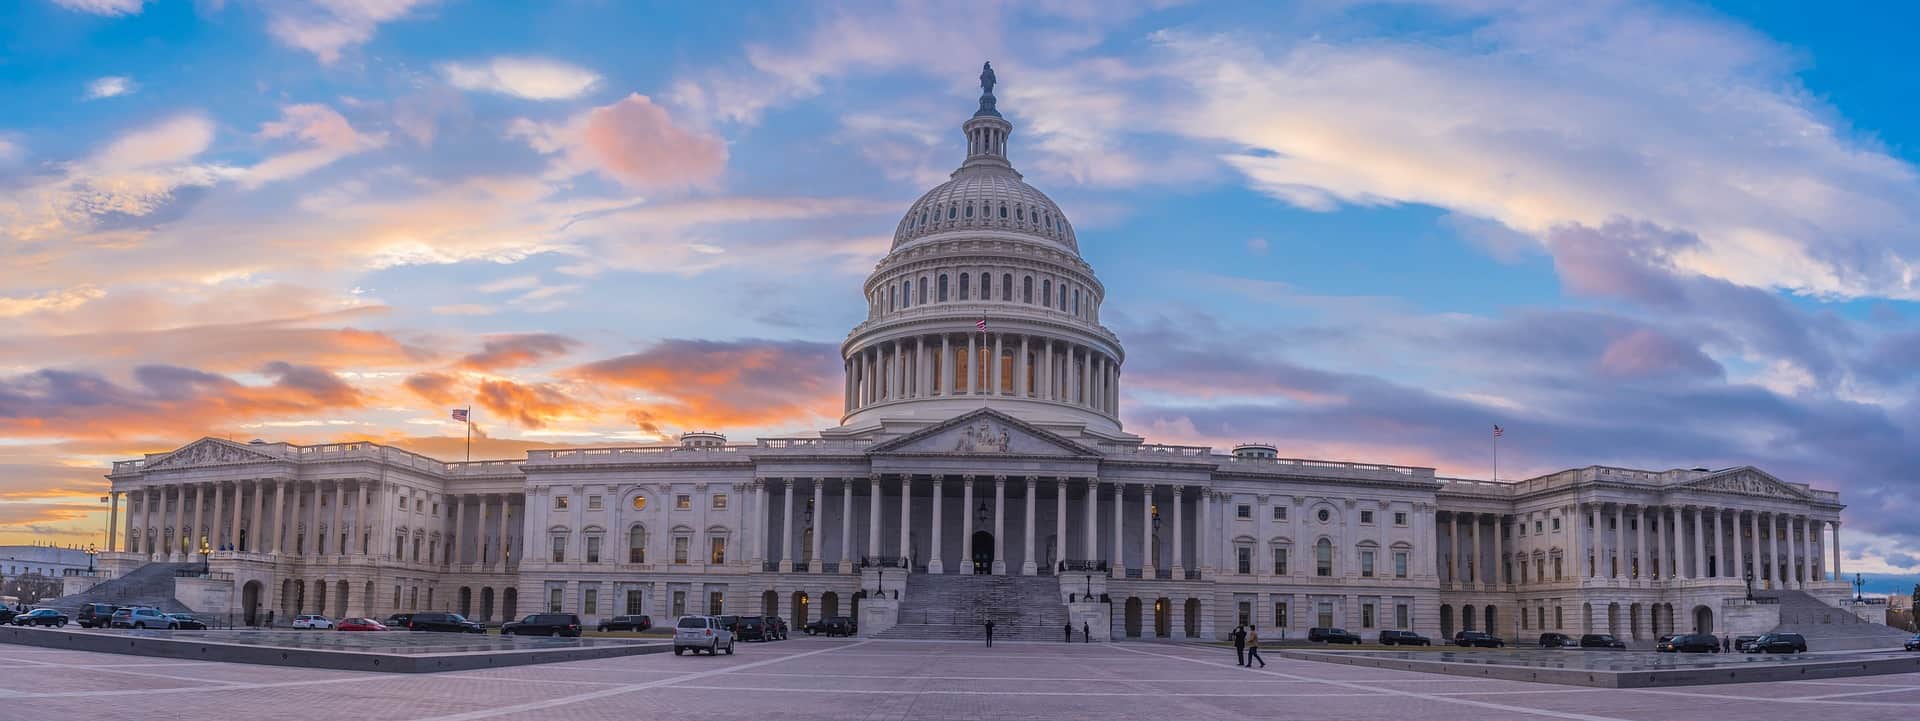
[0,0,1916,595]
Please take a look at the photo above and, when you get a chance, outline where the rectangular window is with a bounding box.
[1275,602,1288,628]
[1273,547,1288,576]
[1535,520,1544,533]
[1394,603,1409,629]
[671,590,686,617]
[554,496,569,510]
[1551,517,1561,531]
[548,588,563,613]
[674,536,689,564]
[1394,551,1409,578]
[1236,505,1251,519]
[1238,601,1251,625]
[1537,607,1546,629]
[629,536,646,564]
[1393,511,1407,526]
[711,494,728,510]
[587,495,602,510]
[431,502,438,515]
[676,495,691,511]
[1553,557,1563,579]
[1360,510,1374,524]
[1554,605,1564,629]
[708,591,724,616]
[583,588,598,615]
[551,537,566,563]
[1273,506,1288,521]
[1316,543,1333,577]
[1316,602,1334,629]
[586,536,601,563]
[1361,550,1376,578]
[1361,603,1375,629]
[397,495,407,509]
[625,590,644,615]
[710,537,727,564]
[416,499,424,512]
[1236,546,1251,575]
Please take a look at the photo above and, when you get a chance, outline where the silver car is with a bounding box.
[673,615,735,656]
[112,607,177,629]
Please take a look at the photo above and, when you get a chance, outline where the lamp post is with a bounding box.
[1855,573,1866,603]
[1744,570,1754,601]
[198,537,212,573]
[85,545,97,574]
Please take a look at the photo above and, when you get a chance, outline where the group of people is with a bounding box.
[977,619,1096,646]
[1230,624,1266,667]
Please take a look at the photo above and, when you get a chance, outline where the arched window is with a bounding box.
[999,204,1008,219]
[919,211,928,226]
[1072,288,1080,316]
[959,273,971,300]
[1001,274,1012,301]
[1059,284,1067,310]
[628,524,647,563]
[965,203,974,218]
[901,280,911,308]
[938,274,949,301]
[1023,276,1033,303]
[919,276,929,305]
[947,205,956,220]
[888,285,896,311]
[1041,279,1052,308]
[982,273,993,301]
[1016,206,1024,221]
[1316,539,1334,577]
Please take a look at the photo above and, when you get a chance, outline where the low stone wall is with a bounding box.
[0,626,668,673]
[1282,649,1920,688]
[1719,599,1781,635]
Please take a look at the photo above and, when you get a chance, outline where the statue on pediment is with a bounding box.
[952,420,1010,453]
[150,441,257,469]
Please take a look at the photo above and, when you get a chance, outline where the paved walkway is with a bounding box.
[6,637,1920,720]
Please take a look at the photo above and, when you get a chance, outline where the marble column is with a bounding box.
[332,482,345,557]
[992,476,1007,575]
[810,479,825,573]
[930,476,945,574]
[188,483,204,556]
[1769,512,1781,585]
[211,483,225,552]
[1083,479,1099,563]
[941,336,953,396]
[1022,476,1037,575]
[966,334,977,395]
[1171,487,1185,578]
[1471,513,1483,585]
[1054,478,1066,571]
[991,334,1003,396]
[1198,489,1211,573]
[961,475,975,574]
[1832,521,1842,580]
[1492,513,1504,586]
[1710,508,1722,578]
[497,494,511,568]
[1111,480,1123,571]
[107,491,120,553]
[1785,515,1798,589]
[250,480,265,553]
[450,495,464,565]
[868,477,882,564]
[1612,505,1625,578]
[899,475,912,564]
[780,479,795,572]
[1691,507,1706,579]
[272,479,288,555]
[1450,513,1463,587]
[1140,483,1155,576]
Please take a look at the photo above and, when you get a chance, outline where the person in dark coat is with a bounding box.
[1082,621,1091,643]
[984,619,995,647]
[1065,622,1073,642]
[1232,624,1246,666]
[265,610,275,628]
[1721,635,1731,653]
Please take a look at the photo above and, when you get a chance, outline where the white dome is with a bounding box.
[891,167,1078,253]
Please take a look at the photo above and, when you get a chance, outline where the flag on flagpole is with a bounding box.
[1492,424,1503,438]
[451,408,469,422]
[976,318,988,332]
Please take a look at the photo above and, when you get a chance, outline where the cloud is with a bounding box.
[0,362,368,440]
[474,378,580,429]
[402,372,459,405]
[243,104,387,188]
[265,0,434,64]
[513,93,728,190]
[51,0,145,15]
[569,339,842,433]
[440,57,601,100]
[94,113,215,170]
[0,285,106,318]
[85,75,136,99]
[456,333,580,371]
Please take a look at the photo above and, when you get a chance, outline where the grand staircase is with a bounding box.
[44,562,197,614]
[874,573,1071,641]
[1763,590,1911,651]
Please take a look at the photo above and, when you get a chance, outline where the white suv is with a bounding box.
[292,614,334,630]
[673,615,735,656]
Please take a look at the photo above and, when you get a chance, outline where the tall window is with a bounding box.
[1360,550,1376,577]
[1236,546,1251,574]
[1273,547,1289,575]
[551,536,566,563]
[625,590,645,615]
[1361,602,1375,628]
[1023,276,1032,302]
[1002,274,1012,301]
[920,278,928,304]
[959,273,970,300]
[1395,603,1410,629]
[940,274,949,301]
[1041,279,1051,307]
[709,591,725,616]
[628,526,647,563]
[1394,551,1409,578]
[585,535,601,563]
[674,536,689,564]
[901,280,911,308]
[710,537,727,564]
[981,273,992,300]
[583,588,598,615]
[548,587,563,613]
[1315,539,1333,577]
[1275,602,1288,629]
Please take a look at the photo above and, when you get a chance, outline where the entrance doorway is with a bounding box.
[242,580,262,626]
[971,531,994,574]
[1124,597,1142,638]
[1153,597,1171,638]
[1693,605,1713,634]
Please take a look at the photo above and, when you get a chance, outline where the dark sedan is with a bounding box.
[1538,632,1576,648]
[1308,627,1362,644]
[804,616,856,637]
[1453,631,1506,648]
[1379,630,1430,646]
[1741,633,1807,654]
[1905,634,1920,652]
[1579,634,1626,649]
[1656,633,1720,653]
[597,615,652,632]
[166,613,208,630]
[12,609,69,627]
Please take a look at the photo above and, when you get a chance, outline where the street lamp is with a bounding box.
[85,545,97,574]
[198,537,212,571]
[1744,570,1754,601]
[1855,573,1866,602]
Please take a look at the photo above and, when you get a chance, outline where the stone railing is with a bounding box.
[1059,559,1108,573]
[1102,443,1212,457]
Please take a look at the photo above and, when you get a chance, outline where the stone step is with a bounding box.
[1761,590,1913,651]
[43,562,197,614]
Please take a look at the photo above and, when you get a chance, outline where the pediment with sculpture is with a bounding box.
[867,410,1100,458]
[1679,467,1809,500]
[145,438,282,470]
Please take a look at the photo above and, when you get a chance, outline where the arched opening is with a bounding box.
[851,590,865,624]
[1124,597,1142,638]
[480,587,495,623]
[822,591,839,619]
[762,589,779,617]
[337,580,350,617]
[1184,598,1201,638]
[1607,602,1621,636]
[314,578,327,616]
[503,588,518,621]
[1439,604,1454,638]
[242,580,263,627]
[1484,605,1497,635]
[1630,602,1643,640]
[971,530,994,575]
[458,587,473,618]
[1582,602,1593,633]
[792,591,810,630]
[363,580,374,617]
[1693,605,1713,634]
[1461,604,1476,631]
[238,528,248,552]
[293,579,307,615]
[1153,597,1171,638]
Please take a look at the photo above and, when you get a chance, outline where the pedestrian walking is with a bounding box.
[1065,622,1073,642]
[985,619,995,647]
[1232,624,1247,666]
[1082,621,1091,643]
[1246,625,1266,668]
[1721,635,1731,653]
[265,610,275,628]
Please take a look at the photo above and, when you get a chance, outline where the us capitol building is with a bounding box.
[87,65,1854,644]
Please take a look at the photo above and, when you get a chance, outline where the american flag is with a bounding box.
[1492,424,1504,438]
[451,408,469,422]
[976,318,988,332]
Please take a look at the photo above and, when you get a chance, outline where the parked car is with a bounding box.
[1742,633,1807,654]
[77,603,120,628]
[673,615,736,656]
[502,613,583,637]
[735,617,769,642]
[1733,635,1760,652]
[337,617,389,631]
[166,613,207,630]
[112,607,174,629]
[1657,633,1721,653]
[408,612,485,634]
[805,616,856,637]
[384,613,413,629]
[762,616,789,640]
[1378,630,1430,646]
[1452,631,1506,648]
[714,615,742,634]
[597,614,652,632]
[1906,634,1920,652]
[292,614,334,630]
[1579,634,1627,649]
[12,608,69,627]
[1308,627,1362,644]
[0,608,16,624]
[1538,632,1577,648]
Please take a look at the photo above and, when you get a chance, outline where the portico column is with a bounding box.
[330,482,344,557]
[1470,513,1483,585]
[1172,486,1185,578]
[1112,480,1123,571]
[1785,515,1798,589]
[1831,522,1842,580]
[1083,479,1098,563]
[308,481,322,557]
[1612,505,1625,578]
[1022,476,1038,575]
[1018,336,1030,397]
[449,495,464,565]
[1492,513,1504,587]
[810,479,826,573]
[1042,341,1054,400]
[1140,483,1155,577]
[780,479,795,572]
[966,333,977,395]
[1053,478,1066,569]
[929,476,945,574]
[1768,512,1781,586]
[271,479,288,554]
[992,476,1007,574]
[751,481,767,564]
[1198,489,1212,573]
[940,336,953,395]
[209,483,225,552]
[1734,510,1747,581]
[248,481,264,553]
[1450,513,1463,588]
[840,479,854,573]
[497,494,511,568]
[1709,508,1721,577]
[106,491,120,553]
[961,475,975,574]
[1690,507,1705,579]
[867,477,882,564]
[1654,505,1669,579]
[991,334,1004,396]
[898,475,913,564]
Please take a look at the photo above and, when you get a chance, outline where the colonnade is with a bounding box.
[843,333,1119,415]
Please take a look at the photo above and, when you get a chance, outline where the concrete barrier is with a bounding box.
[0,626,669,673]
[1280,649,1920,688]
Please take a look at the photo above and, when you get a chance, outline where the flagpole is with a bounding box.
[464,405,473,463]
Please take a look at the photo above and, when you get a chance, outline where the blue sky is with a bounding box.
[0,0,1917,594]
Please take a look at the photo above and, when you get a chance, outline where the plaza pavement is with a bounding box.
[5,636,1920,720]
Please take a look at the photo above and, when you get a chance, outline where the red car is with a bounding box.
[336,617,389,631]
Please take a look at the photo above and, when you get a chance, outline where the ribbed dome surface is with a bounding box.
[891,167,1077,253]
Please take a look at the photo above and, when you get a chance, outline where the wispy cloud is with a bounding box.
[85,75,136,99]
[440,57,601,100]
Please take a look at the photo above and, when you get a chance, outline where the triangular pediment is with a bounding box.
[866,409,1101,458]
[1679,466,1810,500]
[145,438,283,470]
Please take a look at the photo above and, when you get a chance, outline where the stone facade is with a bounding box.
[99,66,1852,640]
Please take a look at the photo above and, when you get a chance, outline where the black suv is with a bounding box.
[1308,627,1362,644]
[76,603,120,629]
[1742,633,1807,654]
[1657,633,1720,653]
[1579,634,1626,649]
[408,612,485,633]
[805,616,856,637]
[1453,631,1505,648]
[736,617,769,642]
[597,614,652,632]
[762,616,788,640]
[385,613,413,628]
[1538,632,1576,648]
[501,613,582,637]
[1378,630,1430,646]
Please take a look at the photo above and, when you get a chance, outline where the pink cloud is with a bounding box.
[580,94,728,189]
